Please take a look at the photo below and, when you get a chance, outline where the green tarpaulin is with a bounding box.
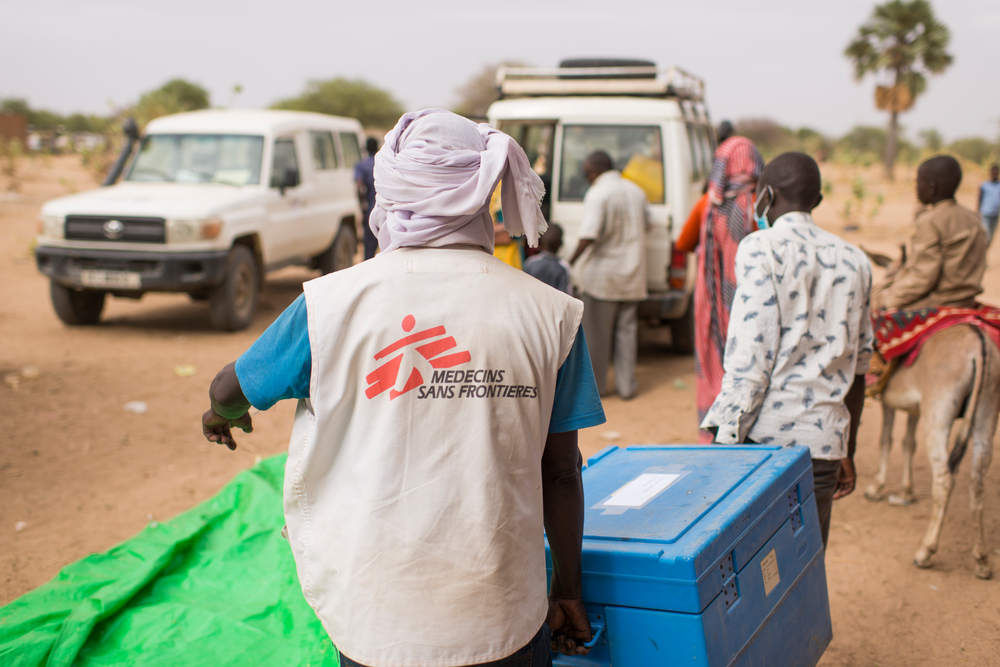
[0,455,339,667]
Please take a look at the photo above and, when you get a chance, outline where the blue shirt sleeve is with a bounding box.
[234,294,312,410]
[549,327,607,433]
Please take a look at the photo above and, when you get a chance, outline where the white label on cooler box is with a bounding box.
[603,473,680,508]
[761,548,780,596]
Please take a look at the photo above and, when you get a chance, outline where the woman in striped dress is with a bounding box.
[694,136,765,442]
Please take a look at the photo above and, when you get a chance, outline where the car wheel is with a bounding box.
[208,245,259,331]
[670,295,695,354]
[50,281,106,325]
[318,225,357,275]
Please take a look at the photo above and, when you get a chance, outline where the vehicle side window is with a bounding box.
[339,132,362,167]
[559,125,664,204]
[270,138,300,188]
[686,124,703,182]
[699,127,714,175]
[310,131,339,170]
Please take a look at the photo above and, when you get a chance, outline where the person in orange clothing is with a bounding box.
[693,136,765,443]
[678,121,735,254]
[676,186,709,253]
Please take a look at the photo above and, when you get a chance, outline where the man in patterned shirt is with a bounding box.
[701,152,873,548]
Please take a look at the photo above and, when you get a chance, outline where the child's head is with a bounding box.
[916,155,962,205]
[990,164,999,181]
[539,224,564,254]
[755,152,822,225]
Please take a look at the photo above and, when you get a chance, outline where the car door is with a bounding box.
[299,129,342,256]
[265,135,311,265]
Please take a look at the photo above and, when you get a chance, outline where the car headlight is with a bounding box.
[38,214,64,238]
[167,218,223,243]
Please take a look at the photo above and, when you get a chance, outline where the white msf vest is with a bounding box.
[285,247,584,667]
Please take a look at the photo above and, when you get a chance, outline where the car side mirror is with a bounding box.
[279,168,299,195]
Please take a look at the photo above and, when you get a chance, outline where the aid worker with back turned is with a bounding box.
[202,109,606,667]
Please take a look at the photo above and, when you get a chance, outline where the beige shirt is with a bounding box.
[574,170,651,302]
[874,199,986,310]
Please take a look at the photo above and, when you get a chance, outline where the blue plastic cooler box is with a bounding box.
[546,445,831,667]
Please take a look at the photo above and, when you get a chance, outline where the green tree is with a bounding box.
[731,119,833,161]
[131,78,211,128]
[0,98,61,128]
[837,125,918,165]
[453,62,526,119]
[917,128,943,151]
[948,137,994,165]
[0,98,31,117]
[272,78,404,129]
[844,0,952,179]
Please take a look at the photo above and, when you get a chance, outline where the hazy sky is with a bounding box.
[3,0,998,141]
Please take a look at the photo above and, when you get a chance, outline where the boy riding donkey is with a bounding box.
[863,156,1000,579]
[867,155,1000,394]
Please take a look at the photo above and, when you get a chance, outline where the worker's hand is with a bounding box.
[547,597,591,656]
[833,457,856,500]
[202,407,252,451]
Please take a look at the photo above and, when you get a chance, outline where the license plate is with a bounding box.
[80,270,141,289]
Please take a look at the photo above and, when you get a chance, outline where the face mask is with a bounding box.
[754,184,773,230]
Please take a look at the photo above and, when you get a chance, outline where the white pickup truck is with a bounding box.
[35,109,366,330]
[488,60,716,351]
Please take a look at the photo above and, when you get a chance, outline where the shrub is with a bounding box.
[272,78,404,130]
[0,136,24,192]
[733,119,832,161]
[948,137,996,166]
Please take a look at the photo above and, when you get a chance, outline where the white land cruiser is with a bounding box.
[487,60,716,352]
[35,109,366,331]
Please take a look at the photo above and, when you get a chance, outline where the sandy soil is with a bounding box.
[2,156,999,665]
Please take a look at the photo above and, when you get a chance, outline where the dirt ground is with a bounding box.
[2,156,999,665]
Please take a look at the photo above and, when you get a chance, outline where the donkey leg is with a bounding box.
[914,415,956,568]
[898,412,920,505]
[970,448,992,579]
[865,404,896,502]
[969,420,995,579]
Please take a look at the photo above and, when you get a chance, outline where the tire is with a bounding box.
[50,281,106,325]
[670,295,695,354]
[318,225,357,275]
[208,245,259,331]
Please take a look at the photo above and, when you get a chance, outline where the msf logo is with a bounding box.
[365,315,471,400]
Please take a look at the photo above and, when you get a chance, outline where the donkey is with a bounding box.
[862,250,999,579]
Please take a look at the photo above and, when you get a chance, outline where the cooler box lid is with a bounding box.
[547,445,815,614]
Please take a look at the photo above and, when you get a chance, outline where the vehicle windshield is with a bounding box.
[126,134,265,185]
[559,125,664,203]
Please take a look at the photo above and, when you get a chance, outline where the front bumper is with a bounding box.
[36,246,230,293]
[638,289,691,321]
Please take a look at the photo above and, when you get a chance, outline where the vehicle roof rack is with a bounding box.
[496,65,705,101]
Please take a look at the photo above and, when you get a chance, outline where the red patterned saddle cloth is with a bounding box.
[872,304,1000,365]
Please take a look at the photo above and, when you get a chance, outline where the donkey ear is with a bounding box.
[900,244,907,264]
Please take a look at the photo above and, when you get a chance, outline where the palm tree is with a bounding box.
[845,0,952,179]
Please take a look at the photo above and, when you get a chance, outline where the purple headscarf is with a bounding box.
[370,109,547,254]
